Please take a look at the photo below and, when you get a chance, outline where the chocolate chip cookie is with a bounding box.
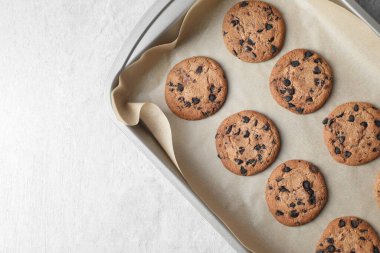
[215,110,280,176]
[265,160,328,226]
[165,56,228,120]
[376,173,380,208]
[222,1,285,63]
[323,102,380,165]
[315,216,380,253]
[270,49,333,114]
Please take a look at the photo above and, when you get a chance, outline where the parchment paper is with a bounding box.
[112,0,380,252]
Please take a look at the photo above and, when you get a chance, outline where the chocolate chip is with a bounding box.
[309,165,319,174]
[336,112,344,118]
[322,118,329,125]
[261,144,266,149]
[275,210,284,216]
[344,151,351,158]
[247,38,255,45]
[280,89,286,94]
[268,37,274,42]
[291,61,300,67]
[254,144,261,150]
[246,159,256,166]
[226,125,233,134]
[348,115,355,122]
[245,46,253,52]
[168,81,174,87]
[353,104,359,111]
[231,19,239,27]
[257,154,263,161]
[351,220,359,228]
[316,250,324,253]
[233,49,237,56]
[279,186,289,192]
[338,136,345,144]
[257,29,263,33]
[288,103,295,108]
[335,147,341,154]
[290,203,296,208]
[308,194,316,205]
[263,123,270,131]
[223,31,227,36]
[239,39,244,46]
[178,97,184,102]
[306,97,313,102]
[209,94,216,102]
[377,134,380,141]
[314,58,322,63]
[243,131,250,138]
[326,245,336,252]
[314,78,321,86]
[313,66,321,74]
[296,107,304,114]
[283,79,291,86]
[287,88,295,95]
[284,95,293,102]
[359,237,366,241]
[375,120,380,127]
[303,180,311,191]
[192,97,200,104]
[177,83,184,92]
[326,238,334,244]
[338,220,346,228]
[305,51,314,58]
[184,101,191,107]
[240,1,249,7]
[360,122,368,128]
[209,84,215,93]
[235,159,243,165]
[238,147,245,154]
[195,66,203,74]
[252,52,257,58]
[297,200,304,205]
[253,120,258,127]
[271,45,278,54]
[242,116,250,123]
[374,246,380,253]
[265,23,273,30]
[240,166,247,175]
[290,210,299,218]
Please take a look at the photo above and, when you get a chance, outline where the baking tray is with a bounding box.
[104,0,380,252]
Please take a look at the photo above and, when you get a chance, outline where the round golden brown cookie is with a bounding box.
[376,173,380,208]
[222,1,285,63]
[323,102,380,166]
[265,160,328,226]
[315,216,380,253]
[165,56,228,120]
[215,110,280,176]
[270,49,333,114]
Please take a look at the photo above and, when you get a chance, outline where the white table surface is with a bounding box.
[0,0,233,252]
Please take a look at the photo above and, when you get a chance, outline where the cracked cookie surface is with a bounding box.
[270,49,333,114]
[215,110,280,176]
[315,216,380,253]
[323,102,380,165]
[265,160,327,226]
[165,56,227,120]
[222,0,285,63]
